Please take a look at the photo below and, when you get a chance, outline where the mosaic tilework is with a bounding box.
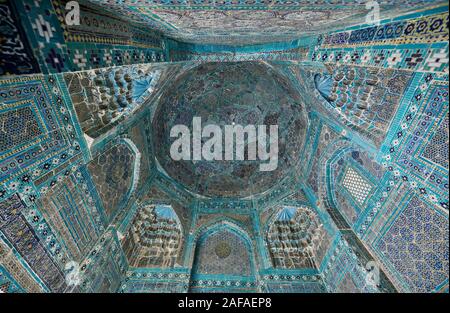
[11,0,71,74]
[0,107,43,152]
[421,112,448,169]
[141,184,193,263]
[307,122,342,194]
[192,226,253,277]
[187,220,259,293]
[89,0,439,45]
[265,206,325,269]
[322,235,379,293]
[0,194,67,292]
[281,189,309,206]
[342,71,449,292]
[327,149,385,226]
[341,167,373,206]
[35,166,106,263]
[4,0,166,75]
[189,277,258,293]
[74,227,128,293]
[0,237,43,292]
[376,196,448,292]
[312,8,449,73]
[252,176,297,213]
[64,64,163,138]
[0,74,87,205]
[384,73,448,212]
[0,0,40,75]
[88,141,138,220]
[64,64,181,138]
[0,1,448,295]
[261,272,326,293]
[193,213,254,249]
[169,46,309,62]
[0,265,24,293]
[153,61,307,198]
[321,11,448,48]
[120,268,189,293]
[123,204,182,268]
[334,191,359,226]
[300,110,401,292]
[341,229,397,293]
[52,0,163,50]
[305,93,448,293]
[314,65,413,148]
[261,202,334,271]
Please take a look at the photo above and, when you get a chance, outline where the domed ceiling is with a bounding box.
[153,62,307,198]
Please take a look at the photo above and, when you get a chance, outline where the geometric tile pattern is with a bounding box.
[120,268,189,293]
[322,235,379,293]
[153,61,307,198]
[376,196,449,292]
[4,0,165,75]
[421,112,449,169]
[312,10,449,73]
[0,74,87,204]
[0,265,24,293]
[169,46,309,63]
[88,142,137,220]
[262,273,326,293]
[36,166,105,263]
[314,65,413,148]
[75,228,128,293]
[394,78,449,207]
[0,237,43,292]
[192,226,253,277]
[0,107,43,153]
[64,65,161,138]
[341,167,373,205]
[0,194,67,292]
[330,149,385,226]
[306,122,341,194]
[88,1,439,45]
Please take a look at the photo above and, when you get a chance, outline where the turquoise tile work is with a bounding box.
[0,0,448,293]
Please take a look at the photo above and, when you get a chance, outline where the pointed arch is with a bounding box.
[190,219,256,277]
[87,137,141,221]
[188,219,258,292]
[122,203,183,268]
[322,143,383,227]
[264,205,326,269]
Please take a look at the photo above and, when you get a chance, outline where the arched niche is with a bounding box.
[264,206,326,269]
[122,204,183,268]
[326,147,384,226]
[189,220,257,292]
[87,138,141,221]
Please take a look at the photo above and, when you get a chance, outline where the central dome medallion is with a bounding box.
[153,62,307,198]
